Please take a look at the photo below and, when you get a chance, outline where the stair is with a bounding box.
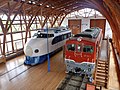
[95,60,110,88]
[95,39,110,89]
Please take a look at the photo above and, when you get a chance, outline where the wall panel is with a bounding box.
[90,19,106,38]
[68,19,81,35]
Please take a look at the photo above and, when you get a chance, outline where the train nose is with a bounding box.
[24,45,33,56]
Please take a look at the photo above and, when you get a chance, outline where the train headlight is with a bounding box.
[24,45,33,56]
[34,49,39,53]
[77,37,82,41]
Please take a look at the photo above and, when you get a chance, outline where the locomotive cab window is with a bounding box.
[52,35,62,45]
[36,33,54,38]
[63,34,67,40]
[68,33,71,37]
[83,45,94,53]
[67,44,76,51]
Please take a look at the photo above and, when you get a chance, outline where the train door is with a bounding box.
[74,43,82,63]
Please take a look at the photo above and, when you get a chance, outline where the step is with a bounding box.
[98,62,108,65]
[98,60,108,63]
[96,82,106,87]
[98,63,109,66]
[96,77,108,81]
[96,80,108,84]
[98,61,108,64]
[97,64,109,68]
[96,73,108,77]
[96,79,106,83]
[97,70,108,74]
[97,67,108,71]
[97,65,108,68]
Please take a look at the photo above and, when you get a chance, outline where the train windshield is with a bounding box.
[83,45,94,53]
[66,44,94,53]
[67,44,76,51]
[33,32,54,38]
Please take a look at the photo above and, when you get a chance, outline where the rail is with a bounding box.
[0,63,33,81]
[56,73,102,90]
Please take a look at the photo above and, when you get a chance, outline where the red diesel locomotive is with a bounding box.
[64,27,103,75]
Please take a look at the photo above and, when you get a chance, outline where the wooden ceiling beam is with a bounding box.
[21,0,59,16]
[38,0,77,16]
[45,1,95,15]
[42,16,49,28]
[103,0,120,53]
[0,18,5,33]
[58,14,67,26]
[93,0,120,53]
[0,0,8,9]
[51,13,61,27]
[0,1,24,56]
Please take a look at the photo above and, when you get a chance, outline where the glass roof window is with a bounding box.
[67,8,103,18]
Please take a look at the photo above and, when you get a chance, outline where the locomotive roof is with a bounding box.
[74,27,101,38]
[69,37,96,43]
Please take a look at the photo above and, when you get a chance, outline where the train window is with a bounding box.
[63,34,67,40]
[54,29,61,33]
[52,35,63,45]
[52,32,71,45]
[67,44,76,51]
[37,33,54,38]
[32,33,37,37]
[77,45,81,52]
[68,33,71,37]
[63,33,71,40]
[83,45,94,53]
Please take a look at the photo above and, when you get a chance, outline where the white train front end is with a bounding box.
[24,27,71,65]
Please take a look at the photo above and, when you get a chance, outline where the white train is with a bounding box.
[24,27,71,65]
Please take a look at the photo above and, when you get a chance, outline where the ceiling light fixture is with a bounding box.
[52,6,54,9]
[46,5,50,8]
[32,2,36,4]
[40,3,43,6]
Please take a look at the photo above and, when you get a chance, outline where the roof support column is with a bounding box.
[0,1,24,56]
[51,13,61,27]
[42,16,49,28]
[103,0,120,53]
[58,14,67,27]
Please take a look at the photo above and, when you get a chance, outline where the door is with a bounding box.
[90,19,106,38]
[68,19,81,35]
[74,44,82,63]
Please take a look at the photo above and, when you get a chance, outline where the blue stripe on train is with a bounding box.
[24,51,57,65]
[24,55,47,65]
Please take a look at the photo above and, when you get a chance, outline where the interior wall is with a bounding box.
[68,19,81,35]
[105,20,112,38]
[81,18,90,32]
[90,19,106,38]
[62,16,112,38]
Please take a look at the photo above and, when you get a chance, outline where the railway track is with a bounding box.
[0,63,33,81]
[0,63,24,76]
[57,73,90,90]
